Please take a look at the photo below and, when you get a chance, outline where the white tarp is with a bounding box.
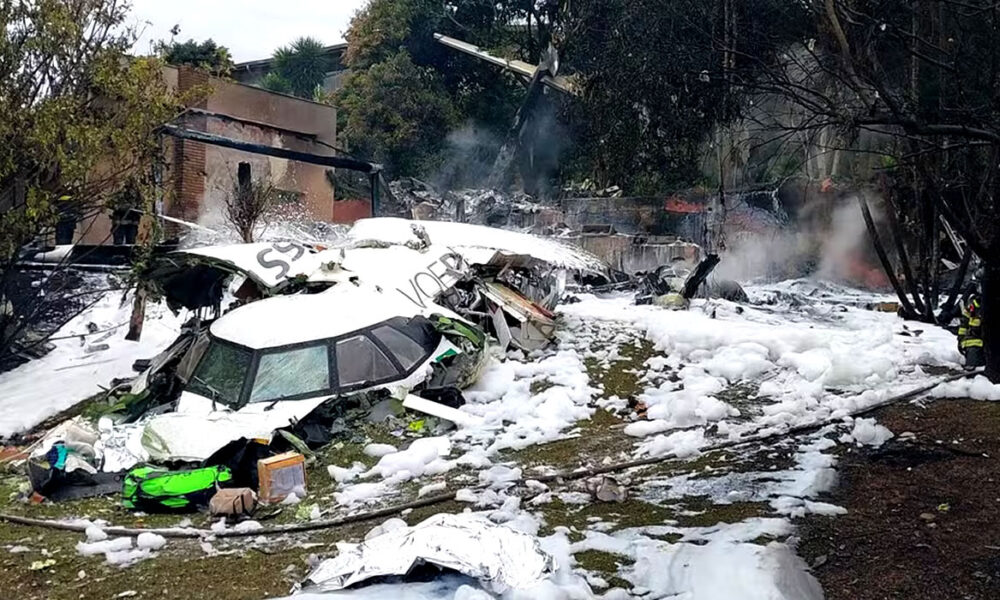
[301,513,555,594]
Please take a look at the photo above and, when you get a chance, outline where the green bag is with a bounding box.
[122,465,232,512]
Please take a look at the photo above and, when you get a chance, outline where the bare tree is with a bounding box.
[728,0,1000,378]
[224,163,277,243]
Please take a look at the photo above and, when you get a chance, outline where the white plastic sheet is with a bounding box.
[301,513,555,594]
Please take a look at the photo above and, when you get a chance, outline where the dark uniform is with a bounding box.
[958,291,985,369]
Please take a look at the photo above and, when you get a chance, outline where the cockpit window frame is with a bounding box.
[186,315,443,409]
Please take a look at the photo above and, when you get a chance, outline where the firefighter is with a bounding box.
[958,282,985,369]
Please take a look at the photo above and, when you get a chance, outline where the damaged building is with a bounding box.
[70,65,372,247]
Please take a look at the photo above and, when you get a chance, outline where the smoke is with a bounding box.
[431,123,501,191]
[715,191,888,288]
[815,197,872,281]
[430,95,568,196]
[715,229,810,282]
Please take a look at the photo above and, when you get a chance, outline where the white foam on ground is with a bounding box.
[931,374,1000,401]
[21,276,989,596]
[0,290,184,438]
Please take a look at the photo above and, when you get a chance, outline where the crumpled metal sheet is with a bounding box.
[95,421,148,473]
[301,513,555,594]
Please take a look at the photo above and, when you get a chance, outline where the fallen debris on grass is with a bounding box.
[299,513,555,594]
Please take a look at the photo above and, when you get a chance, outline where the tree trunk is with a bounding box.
[886,197,925,313]
[125,290,146,342]
[939,249,972,323]
[984,259,1000,382]
[857,194,919,319]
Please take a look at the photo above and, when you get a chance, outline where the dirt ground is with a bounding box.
[799,398,1000,600]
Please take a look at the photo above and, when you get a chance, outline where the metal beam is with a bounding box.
[434,34,579,96]
[160,125,381,174]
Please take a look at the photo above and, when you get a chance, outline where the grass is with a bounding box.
[534,496,677,540]
[0,324,795,599]
[573,550,635,590]
[584,338,659,402]
[505,409,632,471]
[671,497,772,528]
[0,519,364,600]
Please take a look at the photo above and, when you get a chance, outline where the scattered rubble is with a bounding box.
[5,210,991,600]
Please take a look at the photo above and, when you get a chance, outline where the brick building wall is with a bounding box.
[76,65,367,245]
[169,68,209,224]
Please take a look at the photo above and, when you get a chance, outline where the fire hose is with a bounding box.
[0,369,983,539]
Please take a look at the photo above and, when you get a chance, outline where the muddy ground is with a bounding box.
[3,318,998,600]
[0,333,790,600]
[799,399,1000,600]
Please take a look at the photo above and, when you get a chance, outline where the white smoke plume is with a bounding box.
[716,192,885,287]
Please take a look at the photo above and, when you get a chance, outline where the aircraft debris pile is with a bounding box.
[14,216,761,518]
[387,177,543,227]
[19,218,613,511]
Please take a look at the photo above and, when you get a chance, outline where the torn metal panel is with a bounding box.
[147,239,477,314]
[490,305,513,351]
[93,391,332,472]
[148,218,608,317]
[401,395,484,428]
[301,513,555,594]
[140,395,331,464]
[480,282,557,351]
[157,242,329,291]
[129,330,197,395]
[335,245,473,311]
[143,242,334,312]
[348,218,609,278]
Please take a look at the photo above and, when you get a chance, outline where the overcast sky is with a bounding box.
[130,0,369,62]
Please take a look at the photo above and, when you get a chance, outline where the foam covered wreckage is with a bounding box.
[633,253,748,308]
[29,219,612,503]
[300,513,556,594]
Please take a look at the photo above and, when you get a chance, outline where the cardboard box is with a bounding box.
[209,487,257,516]
[257,452,306,504]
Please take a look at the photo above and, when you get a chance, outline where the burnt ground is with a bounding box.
[799,399,1000,600]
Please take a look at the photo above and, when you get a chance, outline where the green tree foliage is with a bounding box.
[157,38,234,76]
[338,0,550,179]
[261,37,331,99]
[0,0,185,364]
[564,0,811,193]
[344,0,445,70]
[339,51,458,177]
[259,71,292,95]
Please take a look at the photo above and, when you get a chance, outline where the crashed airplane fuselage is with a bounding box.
[122,286,486,466]
[96,218,609,468]
[147,218,608,349]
